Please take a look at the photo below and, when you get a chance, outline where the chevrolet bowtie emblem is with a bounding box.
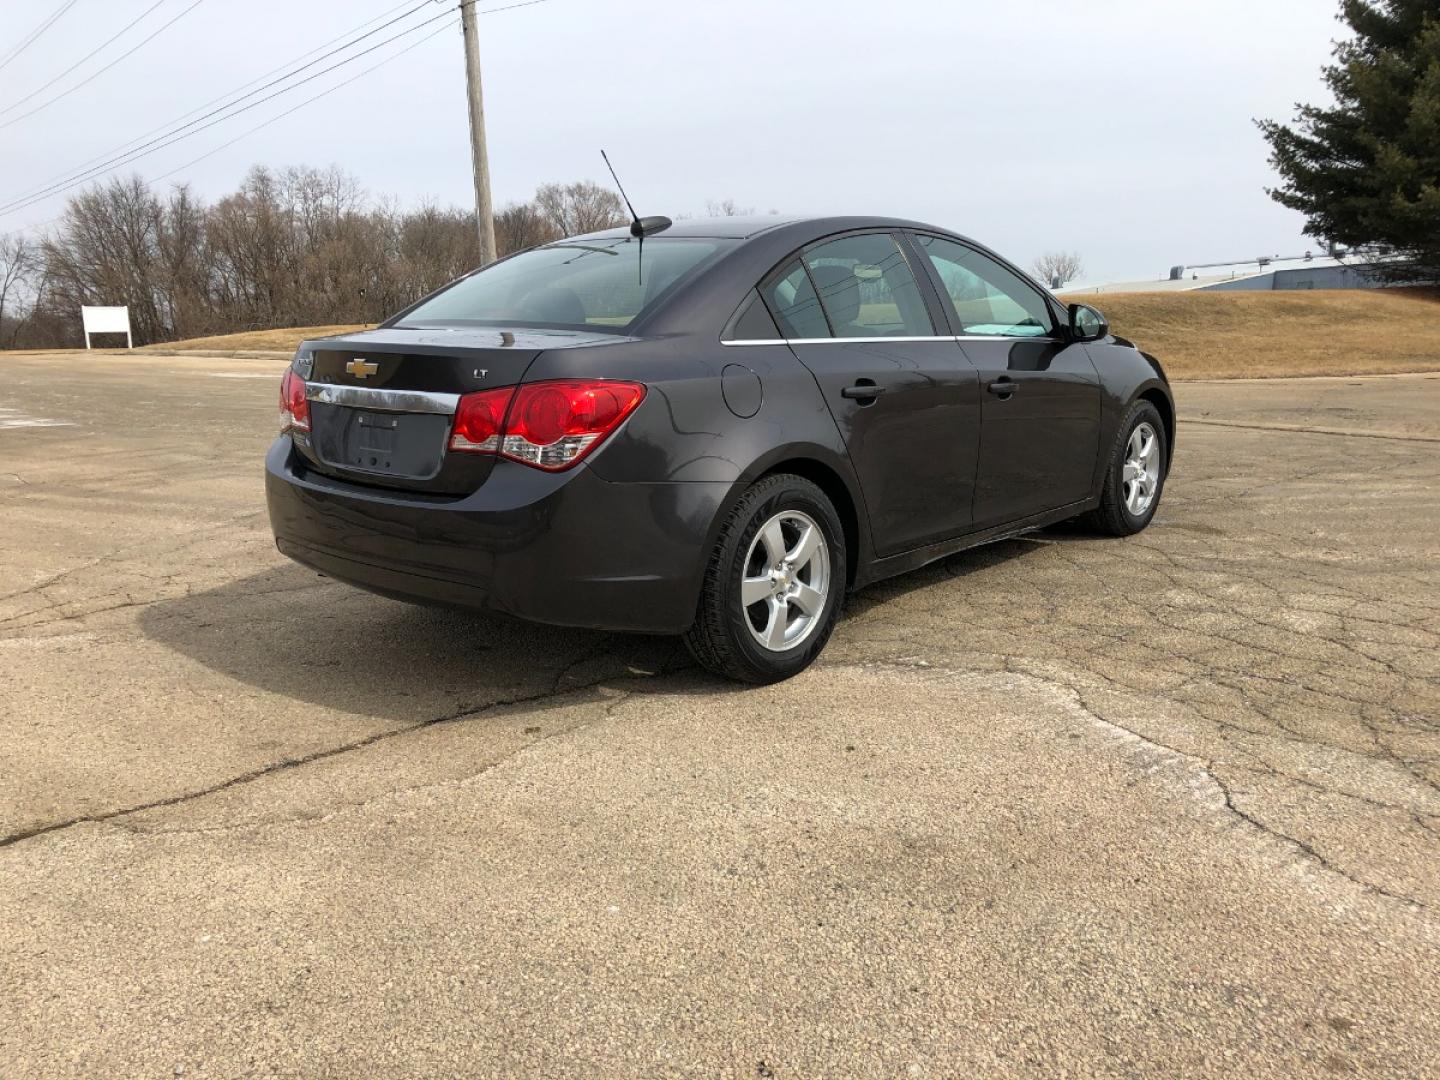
[346,359,379,379]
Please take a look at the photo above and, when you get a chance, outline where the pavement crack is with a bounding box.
[0,663,688,851]
[1181,418,1440,444]
[858,658,1432,913]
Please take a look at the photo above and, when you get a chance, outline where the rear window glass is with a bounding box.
[395,238,726,331]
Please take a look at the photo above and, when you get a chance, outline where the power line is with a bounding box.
[0,0,208,132]
[12,16,461,239]
[150,19,460,186]
[0,0,439,188]
[0,3,455,215]
[2,0,556,221]
[0,0,81,74]
[0,0,168,118]
[459,0,555,12]
[16,0,431,197]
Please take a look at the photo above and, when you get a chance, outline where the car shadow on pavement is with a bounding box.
[136,563,700,722]
[840,529,1080,619]
[138,529,1074,721]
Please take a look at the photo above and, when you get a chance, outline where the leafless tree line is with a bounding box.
[0,167,641,349]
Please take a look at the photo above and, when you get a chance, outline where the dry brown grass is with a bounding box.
[134,289,1440,380]
[140,324,371,352]
[1062,287,1440,380]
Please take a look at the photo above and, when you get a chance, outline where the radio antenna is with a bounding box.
[601,149,641,232]
[602,149,673,284]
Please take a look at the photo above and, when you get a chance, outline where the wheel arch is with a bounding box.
[757,456,862,589]
[694,444,868,595]
[1136,384,1175,467]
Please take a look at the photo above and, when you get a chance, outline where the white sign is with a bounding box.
[80,305,132,349]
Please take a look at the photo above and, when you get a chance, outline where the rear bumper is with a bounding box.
[265,438,727,633]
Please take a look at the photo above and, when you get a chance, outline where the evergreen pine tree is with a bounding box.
[1259,0,1440,279]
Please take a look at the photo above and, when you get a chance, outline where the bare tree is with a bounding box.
[705,198,754,217]
[1031,251,1084,287]
[0,232,35,338]
[13,168,682,348]
[534,181,627,237]
[495,201,560,255]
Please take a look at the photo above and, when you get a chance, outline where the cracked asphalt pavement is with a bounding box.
[2,352,1438,1077]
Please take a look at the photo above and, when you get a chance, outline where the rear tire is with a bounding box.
[1087,399,1168,536]
[684,474,846,684]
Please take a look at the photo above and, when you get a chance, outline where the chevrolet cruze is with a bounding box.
[267,215,1173,682]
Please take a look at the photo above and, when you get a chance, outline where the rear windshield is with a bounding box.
[394,237,728,332]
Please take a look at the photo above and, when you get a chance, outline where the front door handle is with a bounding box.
[987,378,1019,397]
[841,382,886,401]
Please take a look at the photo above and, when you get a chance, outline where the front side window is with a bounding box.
[916,235,1054,338]
[801,233,934,338]
[395,238,725,332]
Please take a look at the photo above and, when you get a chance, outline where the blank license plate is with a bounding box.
[313,405,451,479]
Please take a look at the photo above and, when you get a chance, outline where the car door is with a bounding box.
[909,233,1101,528]
[759,231,981,557]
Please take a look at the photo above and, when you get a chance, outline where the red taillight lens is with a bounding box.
[449,386,515,453]
[280,369,310,433]
[448,379,645,471]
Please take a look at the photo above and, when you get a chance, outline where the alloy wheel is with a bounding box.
[741,510,831,652]
[1123,421,1161,517]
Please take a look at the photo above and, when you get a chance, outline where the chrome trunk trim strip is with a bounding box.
[304,383,461,415]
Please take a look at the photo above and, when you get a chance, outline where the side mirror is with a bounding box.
[1068,303,1108,343]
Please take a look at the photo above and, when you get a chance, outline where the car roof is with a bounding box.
[569,214,967,243]
[571,215,803,240]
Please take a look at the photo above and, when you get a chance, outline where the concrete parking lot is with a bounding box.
[2,352,1437,1077]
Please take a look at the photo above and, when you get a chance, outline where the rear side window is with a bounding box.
[395,238,724,332]
[802,233,934,338]
[762,259,830,338]
[727,291,782,340]
[916,235,1054,338]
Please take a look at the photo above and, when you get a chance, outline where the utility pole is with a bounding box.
[460,0,497,266]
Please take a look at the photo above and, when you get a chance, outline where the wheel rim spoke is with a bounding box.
[741,575,774,607]
[788,524,820,571]
[764,598,789,649]
[759,519,787,566]
[790,582,824,616]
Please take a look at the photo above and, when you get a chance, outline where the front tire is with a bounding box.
[1088,400,1168,536]
[684,474,846,684]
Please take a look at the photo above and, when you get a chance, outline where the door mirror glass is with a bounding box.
[1068,303,1108,342]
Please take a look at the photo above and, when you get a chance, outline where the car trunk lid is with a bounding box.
[291,327,618,496]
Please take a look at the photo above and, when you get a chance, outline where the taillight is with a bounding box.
[280,369,310,433]
[449,386,515,453]
[449,379,645,471]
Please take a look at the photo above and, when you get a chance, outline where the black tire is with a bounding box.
[1086,399,1168,536]
[684,473,847,684]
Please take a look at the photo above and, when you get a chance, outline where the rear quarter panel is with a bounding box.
[521,334,870,567]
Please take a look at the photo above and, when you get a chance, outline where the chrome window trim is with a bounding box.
[721,335,1060,346]
[304,383,461,415]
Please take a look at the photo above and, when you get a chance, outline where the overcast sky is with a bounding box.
[2,0,1343,282]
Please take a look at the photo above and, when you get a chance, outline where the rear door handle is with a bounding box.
[841,383,886,401]
[987,378,1018,397]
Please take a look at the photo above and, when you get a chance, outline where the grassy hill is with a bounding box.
[138,289,1440,381]
[139,324,371,352]
[1064,287,1440,379]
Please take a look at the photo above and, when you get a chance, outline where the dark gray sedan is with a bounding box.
[267,215,1173,682]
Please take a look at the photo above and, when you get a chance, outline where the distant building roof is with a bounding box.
[1063,254,1356,295]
